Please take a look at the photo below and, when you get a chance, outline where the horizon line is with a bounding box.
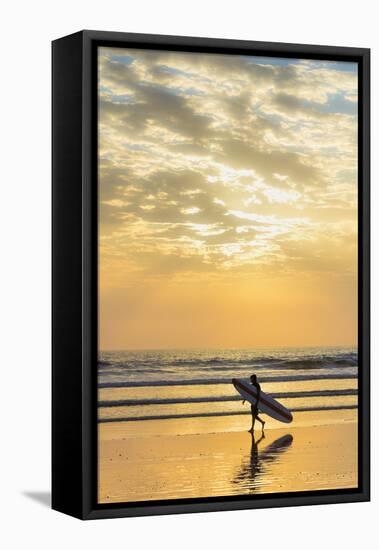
[99,343,357,353]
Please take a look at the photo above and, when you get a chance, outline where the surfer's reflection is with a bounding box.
[233,433,293,492]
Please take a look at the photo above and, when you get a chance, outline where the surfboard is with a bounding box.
[232,378,293,424]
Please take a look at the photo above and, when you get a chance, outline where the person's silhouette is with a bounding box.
[248,374,265,433]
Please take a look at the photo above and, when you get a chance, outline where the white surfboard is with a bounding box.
[232,378,293,424]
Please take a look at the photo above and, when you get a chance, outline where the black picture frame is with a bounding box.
[52,30,370,520]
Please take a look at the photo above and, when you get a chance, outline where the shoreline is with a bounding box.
[98,411,358,504]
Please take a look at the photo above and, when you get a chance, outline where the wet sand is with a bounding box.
[98,410,358,503]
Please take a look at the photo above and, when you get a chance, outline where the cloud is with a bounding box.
[98,47,358,280]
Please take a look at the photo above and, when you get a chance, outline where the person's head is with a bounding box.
[250,374,257,384]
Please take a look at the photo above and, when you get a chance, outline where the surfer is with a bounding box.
[249,374,265,433]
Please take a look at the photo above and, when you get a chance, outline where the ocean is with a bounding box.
[97,346,358,427]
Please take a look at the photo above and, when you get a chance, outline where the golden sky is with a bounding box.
[98,48,358,350]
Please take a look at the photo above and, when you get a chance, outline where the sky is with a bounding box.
[98,47,358,350]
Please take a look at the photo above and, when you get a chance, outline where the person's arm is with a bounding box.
[256,383,261,400]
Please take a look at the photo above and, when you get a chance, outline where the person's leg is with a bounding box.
[249,405,256,432]
[256,414,265,433]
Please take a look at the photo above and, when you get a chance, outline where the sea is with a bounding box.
[97,346,358,426]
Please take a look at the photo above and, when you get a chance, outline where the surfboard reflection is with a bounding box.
[233,433,293,492]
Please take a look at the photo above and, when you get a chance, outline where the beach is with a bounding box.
[97,347,358,503]
[98,409,358,503]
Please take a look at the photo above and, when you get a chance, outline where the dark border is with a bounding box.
[54,30,370,520]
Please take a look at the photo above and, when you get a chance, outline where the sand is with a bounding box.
[98,410,358,504]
